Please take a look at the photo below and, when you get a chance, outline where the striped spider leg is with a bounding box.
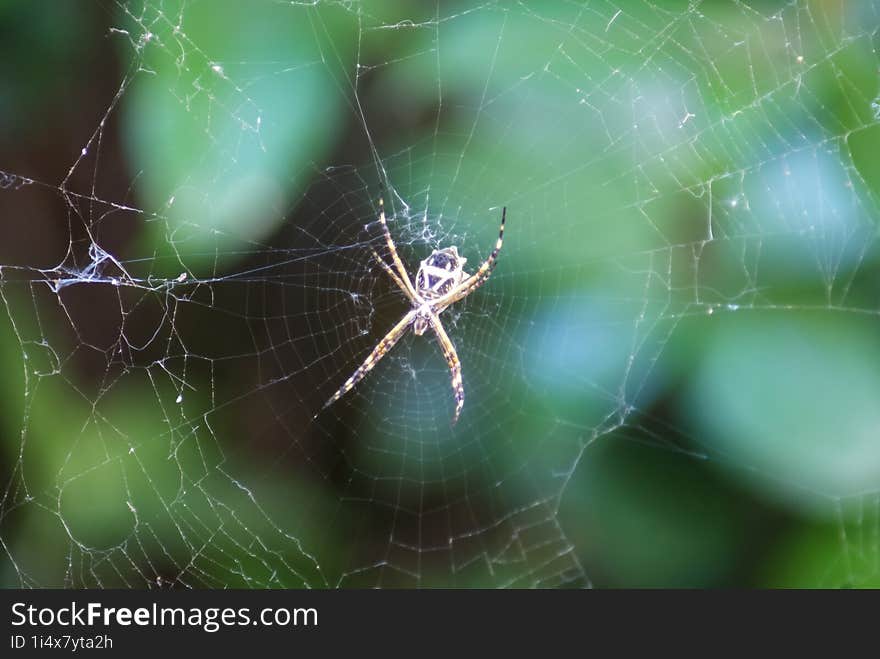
[376,197,418,300]
[433,206,506,312]
[323,199,506,423]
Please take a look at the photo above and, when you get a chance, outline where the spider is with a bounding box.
[323,198,506,424]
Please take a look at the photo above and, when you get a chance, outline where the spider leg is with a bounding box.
[427,313,464,424]
[323,308,418,411]
[376,197,419,300]
[436,206,506,310]
[371,248,415,302]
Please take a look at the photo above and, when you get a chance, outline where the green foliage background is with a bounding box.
[1,0,879,587]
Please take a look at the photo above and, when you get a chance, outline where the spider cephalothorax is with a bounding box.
[322,198,506,424]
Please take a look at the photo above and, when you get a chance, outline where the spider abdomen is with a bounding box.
[416,247,468,300]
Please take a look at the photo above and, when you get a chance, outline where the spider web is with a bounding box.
[1,0,879,588]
